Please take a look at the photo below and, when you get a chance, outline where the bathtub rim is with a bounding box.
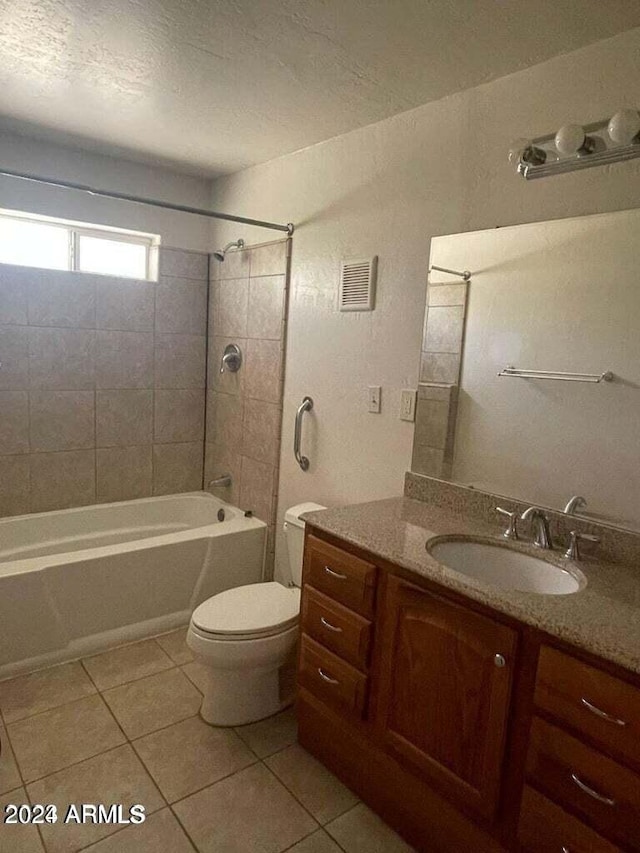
[0,491,266,578]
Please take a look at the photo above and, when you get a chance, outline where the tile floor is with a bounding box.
[0,630,415,853]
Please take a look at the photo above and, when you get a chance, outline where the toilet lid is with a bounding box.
[192,582,300,637]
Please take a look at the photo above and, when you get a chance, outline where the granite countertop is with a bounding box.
[303,496,640,676]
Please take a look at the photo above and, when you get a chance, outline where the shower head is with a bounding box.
[213,239,245,262]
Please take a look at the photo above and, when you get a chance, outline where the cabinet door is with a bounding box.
[376,575,517,819]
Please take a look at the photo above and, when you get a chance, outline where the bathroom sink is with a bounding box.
[427,539,584,595]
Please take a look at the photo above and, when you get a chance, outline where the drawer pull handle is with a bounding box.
[562,848,570,853]
[317,667,340,685]
[324,565,347,580]
[581,697,627,727]
[320,616,343,633]
[570,772,616,806]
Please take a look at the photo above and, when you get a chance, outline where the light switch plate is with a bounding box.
[400,389,417,422]
[368,386,381,413]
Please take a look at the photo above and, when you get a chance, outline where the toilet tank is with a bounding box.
[284,502,326,586]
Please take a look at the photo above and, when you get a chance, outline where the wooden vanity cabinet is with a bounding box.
[375,575,517,820]
[297,526,640,853]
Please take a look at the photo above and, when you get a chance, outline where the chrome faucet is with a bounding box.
[208,474,232,489]
[520,506,553,549]
[564,495,587,515]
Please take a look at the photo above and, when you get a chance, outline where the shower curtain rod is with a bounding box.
[0,167,295,235]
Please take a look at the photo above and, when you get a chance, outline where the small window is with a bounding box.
[0,209,159,280]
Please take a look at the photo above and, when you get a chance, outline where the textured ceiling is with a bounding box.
[0,0,639,177]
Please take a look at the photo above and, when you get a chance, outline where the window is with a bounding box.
[0,209,159,280]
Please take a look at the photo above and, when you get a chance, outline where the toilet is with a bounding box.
[186,502,325,726]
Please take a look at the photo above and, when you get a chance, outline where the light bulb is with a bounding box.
[555,124,586,156]
[608,109,640,145]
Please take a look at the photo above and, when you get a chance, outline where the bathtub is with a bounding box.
[0,492,267,679]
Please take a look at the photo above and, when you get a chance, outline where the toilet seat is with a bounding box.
[191,582,300,641]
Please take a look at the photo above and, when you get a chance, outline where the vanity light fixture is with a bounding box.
[510,108,640,179]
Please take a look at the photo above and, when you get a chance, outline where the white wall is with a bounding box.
[208,27,640,581]
[0,132,212,250]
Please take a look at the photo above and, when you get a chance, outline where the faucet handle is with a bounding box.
[496,507,519,540]
[564,530,600,561]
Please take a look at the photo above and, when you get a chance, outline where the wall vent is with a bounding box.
[339,257,377,311]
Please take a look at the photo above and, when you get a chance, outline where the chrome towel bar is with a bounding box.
[294,396,313,471]
[497,366,614,384]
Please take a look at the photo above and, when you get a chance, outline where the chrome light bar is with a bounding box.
[510,110,640,180]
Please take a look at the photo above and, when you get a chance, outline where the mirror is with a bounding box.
[413,208,640,533]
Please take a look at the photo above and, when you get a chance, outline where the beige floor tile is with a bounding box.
[174,762,317,853]
[82,639,174,690]
[0,724,21,794]
[0,787,45,853]
[0,662,96,723]
[266,744,358,824]
[102,669,201,739]
[7,695,125,782]
[285,830,343,853]
[155,628,194,665]
[79,808,194,852]
[234,707,298,758]
[133,715,256,802]
[180,661,207,693]
[325,803,415,853]
[26,745,164,853]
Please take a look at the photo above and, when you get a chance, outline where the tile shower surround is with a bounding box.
[0,247,208,516]
[205,239,291,575]
[412,280,468,479]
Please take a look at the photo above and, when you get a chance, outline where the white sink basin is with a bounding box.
[428,539,584,595]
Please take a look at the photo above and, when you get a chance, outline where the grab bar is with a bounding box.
[294,396,313,471]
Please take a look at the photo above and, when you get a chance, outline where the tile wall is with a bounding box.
[412,280,468,478]
[205,239,290,574]
[0,247,208,516]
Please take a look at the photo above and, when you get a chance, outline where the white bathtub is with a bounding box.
[0,492,267,679]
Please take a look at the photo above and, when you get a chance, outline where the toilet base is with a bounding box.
[187,624,299,727]
[198,662,294,726]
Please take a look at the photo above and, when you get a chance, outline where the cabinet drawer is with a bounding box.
[518,785,621,852]
[301,585,372,671]
[526,717,640,851]
[305,535,377,617]
[535,646,640,769]
[299,634,368,718]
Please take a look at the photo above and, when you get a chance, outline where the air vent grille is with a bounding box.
[339,257,377,311]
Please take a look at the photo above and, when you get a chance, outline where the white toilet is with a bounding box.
[186,502,325,726]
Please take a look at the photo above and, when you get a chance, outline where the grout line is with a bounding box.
[259,760,321,828]
[159,754,260,811]
[279,827,336,853]
[18,741,128,789]
[99,663,184,703]
[126,710,202,745]
[1,687,101,728]
[73,806,194,853]
[169,802,201,852]
[84,663,176,696]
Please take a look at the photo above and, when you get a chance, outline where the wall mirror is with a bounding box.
[412,207,640,533]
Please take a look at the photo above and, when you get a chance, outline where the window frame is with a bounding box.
[0,208,159,281]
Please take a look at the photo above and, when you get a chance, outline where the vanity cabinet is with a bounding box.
[375,575,517,819]
[522,645,640,852]
[297,526,640,853]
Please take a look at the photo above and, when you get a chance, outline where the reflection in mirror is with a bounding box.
[413,208,640,533]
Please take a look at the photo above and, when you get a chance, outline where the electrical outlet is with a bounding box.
[400,389,416,422]
[368,386,381,413]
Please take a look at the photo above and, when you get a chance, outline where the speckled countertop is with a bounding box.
[303,497,640,676]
